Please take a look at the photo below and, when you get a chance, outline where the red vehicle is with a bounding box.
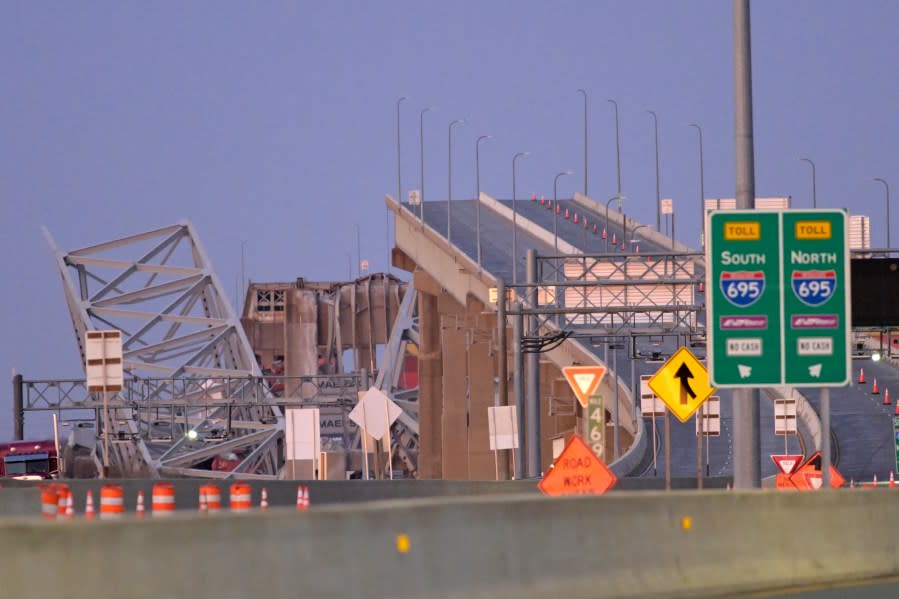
[0,440,59,480]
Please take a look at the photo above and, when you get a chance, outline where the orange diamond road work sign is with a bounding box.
[562,366,607,408]
[538,434,617,496]
[787,451,845,490]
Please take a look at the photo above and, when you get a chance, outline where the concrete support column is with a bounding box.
[285,289,318,379]
[417,289,443,479]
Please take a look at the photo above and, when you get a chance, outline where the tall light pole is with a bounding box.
[419,106,434,224]
[872,177,891,248]
[512,151,531,284]
[607,98,622,197]
[799,157,816,209]
[553,170,575,252]
[577,89,588,197]
[447,118,465,244]
[475,134,494,268]
[604,196,625,252]
[646,110,661,232]
[689,123,705,249]
[393,96,406,274]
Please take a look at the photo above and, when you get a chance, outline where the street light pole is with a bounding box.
[799,157,817,209]
[577,89,588,197]
[419,106,434,224]
[393,96,406,274]
[646,110,661,232]
[608,98,622,197]
[873,177,891,248]
[512,151,531,284]
[630,224,649,252]
[553,170,575,253]
[448,118,465,244]
[476,134,494,268]
[689,123,705,249]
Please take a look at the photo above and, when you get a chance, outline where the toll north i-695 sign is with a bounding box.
[707,209,850,387]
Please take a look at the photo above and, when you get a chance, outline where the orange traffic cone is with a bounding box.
[295,485,304,511]
[303,486,310,509]
[858,367,866,384]
[895,399,899,415]
[850,478,855,488]
[531,193,537,202]
[84,490,95,520]
[135,490,145,518]
[65,492,74,520]
[884,388,891,406]
[890,472,895,489]
[872,378,880,395]
[260,487,269,511]
[874,474,879,488]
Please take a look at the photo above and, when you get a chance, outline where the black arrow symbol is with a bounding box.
[675,363,696,404]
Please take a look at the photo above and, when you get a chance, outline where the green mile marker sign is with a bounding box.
[707,209,851,388]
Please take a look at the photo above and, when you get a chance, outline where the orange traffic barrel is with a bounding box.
[40,484,59,520]
[201,484,222,514]
[55,484,71,520]
[229,482,252,513]
[99,484,125,519]
[151,482,176,516]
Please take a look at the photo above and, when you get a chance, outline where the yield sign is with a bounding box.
[647,347,716,423]
[538,434,617,496]
[562,365,607,408]
[771,454,804,475]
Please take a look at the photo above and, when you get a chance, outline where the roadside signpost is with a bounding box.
[647,347,715,423]
[538,434,617,496]
[85,330,123,478]
[707,209,851,387]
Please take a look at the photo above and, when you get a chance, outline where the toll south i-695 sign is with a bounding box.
[707,209,850,387]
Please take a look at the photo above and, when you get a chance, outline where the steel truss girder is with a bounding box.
[516,251,706,336]
[44,221,283,478]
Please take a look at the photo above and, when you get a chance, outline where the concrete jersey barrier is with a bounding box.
[0,489,897,598]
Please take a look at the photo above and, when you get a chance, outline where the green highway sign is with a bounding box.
[894,416,899,474]
[707,209,851,387]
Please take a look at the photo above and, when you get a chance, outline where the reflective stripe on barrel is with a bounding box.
[99,484,125,519]
[229,483,252,513]
[55,484,71,520]
[152,482,176,516]
[201,484,222,514]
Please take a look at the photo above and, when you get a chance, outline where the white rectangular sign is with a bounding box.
[661,198,673,215]
[285,408,321,461]
[640,374,666,416]
[695,396,721,436]
[774,398,797,435]
[487,406,519,450]
[85,330,124,392]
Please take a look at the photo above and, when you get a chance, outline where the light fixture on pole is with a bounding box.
[447,118,465,244]
[475,134,494,268]
[630,224,649,253]
[799,157,817,209]
[604,195,626,252]
[608,98,622,197]
[553,170,575,253]
[512,151,531,284]
[577,89,588,197]
[688,123,705,249]
[646,109,661,232]
[872,177,891,248]
[419,106,434,223]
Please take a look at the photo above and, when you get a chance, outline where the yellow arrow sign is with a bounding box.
[647,347,716,423]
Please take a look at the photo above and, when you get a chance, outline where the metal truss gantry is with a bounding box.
[44,221,282,478]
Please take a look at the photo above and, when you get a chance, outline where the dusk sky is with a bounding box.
[1,2,896,440]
